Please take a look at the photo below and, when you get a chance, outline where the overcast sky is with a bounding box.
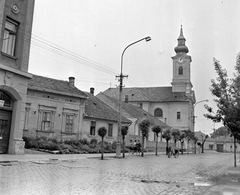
[29,0,240,135]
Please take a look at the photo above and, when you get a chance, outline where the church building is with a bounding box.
[99,26,196,133]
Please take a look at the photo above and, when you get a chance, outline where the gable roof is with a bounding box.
[194,131,208,141]
[97,92,170,129]
[28,75,87,98]
[83,92,131,124]
[101,87,191,102]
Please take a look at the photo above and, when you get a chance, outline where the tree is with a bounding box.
[201,134,209,153]
[138,119,150,157]
[152,125,162,156]
[179,131,186,155]
[162,129,172,155]
[183,129,195,154]
[204,54,240,167]
[171,128,181,147]
[98,127,107,160]
[192,136,198,154]
[121,126,128,158]
[210,126,229,138]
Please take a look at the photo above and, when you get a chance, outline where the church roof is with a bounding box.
[28,75,87,98]
[83,92,131,124]
[100,86,190,102]
[97,92,169,128]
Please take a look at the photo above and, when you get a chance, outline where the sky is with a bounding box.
[28,0,240,135]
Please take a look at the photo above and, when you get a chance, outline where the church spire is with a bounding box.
[174,25,189,54]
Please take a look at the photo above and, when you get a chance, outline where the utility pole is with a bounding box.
[115,36,151,158]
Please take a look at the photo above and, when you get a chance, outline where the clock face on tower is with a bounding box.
[178,57,183,63]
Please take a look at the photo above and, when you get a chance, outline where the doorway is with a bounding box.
[0,110,11,153]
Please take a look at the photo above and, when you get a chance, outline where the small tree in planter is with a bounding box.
[179,131,186,155]
[98,127,107,160]
[201,134,209,153]
[192,136,198,154]
[138,119,150,157]
[121,126,129,158]
[152,125,162,156]
[183,129,195,154]
[171,128,181,149]
[162,129,172,155]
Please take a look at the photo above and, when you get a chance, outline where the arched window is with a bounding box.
[154,108,163,117]
[179,66,183,75]
[0,91,12,108]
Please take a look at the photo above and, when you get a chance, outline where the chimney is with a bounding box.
[90,87,94,95]
[125,95,128,103]
[68,77,75,87]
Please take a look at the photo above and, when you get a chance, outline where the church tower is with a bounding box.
[171,26,193,95]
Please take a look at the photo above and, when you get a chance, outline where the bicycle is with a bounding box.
[167,148,179,158]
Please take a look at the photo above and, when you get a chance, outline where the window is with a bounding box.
[0,91,12,108]
[179,66,183,75]
[154,108,163,117]
[108,124,113,137]
[138,102,143,109]
[177,112,181,120]
[90,121,96,135]
[62,108,78,133]
[37,105,56,131]
[2,18,18,56]
[65,115,74,132]
[42,111,52,130]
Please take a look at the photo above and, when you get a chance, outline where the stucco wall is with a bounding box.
[24,90,84,141]
[81,118,118,143]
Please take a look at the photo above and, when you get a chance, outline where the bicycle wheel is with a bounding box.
[168,151,171,158]
[174,150,179,158]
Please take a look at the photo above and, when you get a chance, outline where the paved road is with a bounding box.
[0,151,237,195]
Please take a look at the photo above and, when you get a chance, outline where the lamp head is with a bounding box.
[145,36,151,42]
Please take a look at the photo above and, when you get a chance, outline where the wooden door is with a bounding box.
[217,144,224,153]
[0,111,11,154]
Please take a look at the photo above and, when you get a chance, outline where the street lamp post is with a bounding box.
[115,36,151,158]
[192,99,209,128]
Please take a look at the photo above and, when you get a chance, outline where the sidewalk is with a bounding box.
[0,149,160,162]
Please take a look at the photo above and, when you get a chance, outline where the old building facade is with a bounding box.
[0,0,35,154]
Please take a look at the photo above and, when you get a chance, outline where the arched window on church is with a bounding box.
[179,66,183,75]
[154,108,163,118]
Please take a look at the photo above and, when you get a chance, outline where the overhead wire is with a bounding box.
[0,19,144,87]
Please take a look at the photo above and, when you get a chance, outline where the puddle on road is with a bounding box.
[134,178,212,188]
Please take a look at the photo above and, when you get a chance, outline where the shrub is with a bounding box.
[90,138,98,145]
[80,138,89,145]
[48,138,59,144]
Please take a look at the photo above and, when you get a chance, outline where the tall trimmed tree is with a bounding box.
[138,119,150,157]
[171,128,181,148]
[152,125,162,156]
[162,129,172,155]
[183,129,195,154]
[98,127,107,160]
[192,136,198,154]
[121,126,128,158]
[204,53,240,167]
[179,131,186,155]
